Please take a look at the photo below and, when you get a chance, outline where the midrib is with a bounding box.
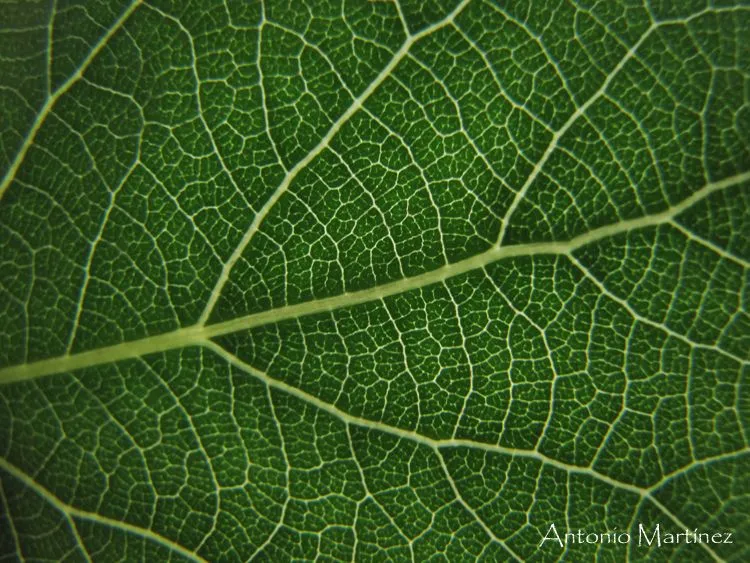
[1,168,747,386]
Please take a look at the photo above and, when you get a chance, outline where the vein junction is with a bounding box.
[1,168,748,386]
[1,2,748,559]
[0,343,741,561]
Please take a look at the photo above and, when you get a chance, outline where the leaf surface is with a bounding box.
[1,0,749,561]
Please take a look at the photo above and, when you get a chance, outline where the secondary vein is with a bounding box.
[197,0,473,324]
[0,0,143,201]
[0,168,747,385]
[0,457,208,563]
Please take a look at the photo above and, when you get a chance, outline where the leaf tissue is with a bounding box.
[0,0,748,561]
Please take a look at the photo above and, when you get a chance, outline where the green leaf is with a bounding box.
[1,0,748,561]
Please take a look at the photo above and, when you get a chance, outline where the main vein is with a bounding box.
[1,168,747,386]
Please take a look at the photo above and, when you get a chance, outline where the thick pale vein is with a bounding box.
[1,169,747,386]
[0,3,747,560]
[207,341,649,497]
[669,219,750,268]
[46,0,56,97]
[568,253,744,365]
[197,0,473,324]
[495,20,655,246]
[0,0,142,201]
[0,458,208,563]
[207,342,743,560]
[645,449,749,496]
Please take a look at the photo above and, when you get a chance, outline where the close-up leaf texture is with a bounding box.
[0,0,749,561]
